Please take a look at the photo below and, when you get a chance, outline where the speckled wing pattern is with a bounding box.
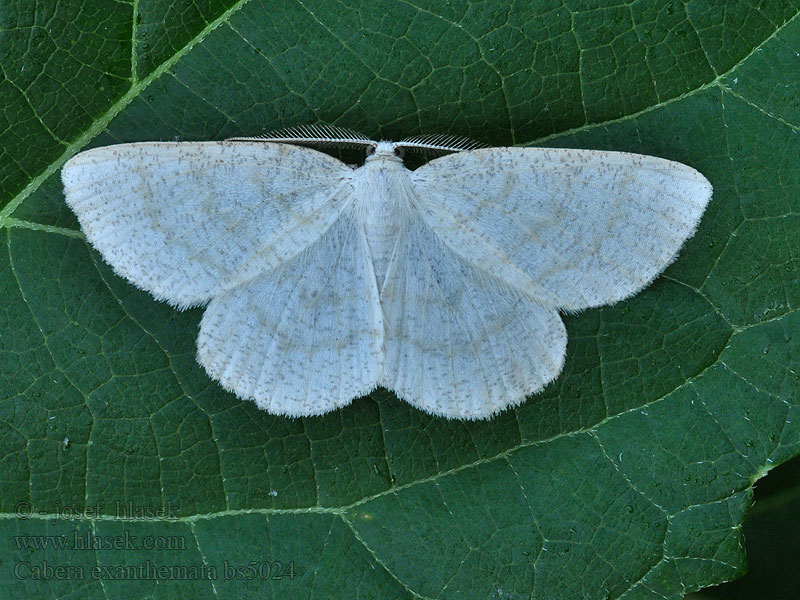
[410,148,712,311]
[62,139,711,420]
[62,141,384,416]
[61,142,353,308]
[388,147,711,417]
[379,214,567,418]
[197,214,384,416]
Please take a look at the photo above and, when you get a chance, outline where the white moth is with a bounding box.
[61,125,712,419]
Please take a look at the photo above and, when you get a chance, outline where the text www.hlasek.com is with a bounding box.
[14,530,185,551]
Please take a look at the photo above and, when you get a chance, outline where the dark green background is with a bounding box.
[1,1,799,598]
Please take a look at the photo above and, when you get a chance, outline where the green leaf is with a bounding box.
[2,1,799,598]
[688,454,800,599]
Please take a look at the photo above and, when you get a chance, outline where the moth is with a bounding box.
[61,125,712,419]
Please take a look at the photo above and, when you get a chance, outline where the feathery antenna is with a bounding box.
[396,133,487,155]
[227,125,376,150]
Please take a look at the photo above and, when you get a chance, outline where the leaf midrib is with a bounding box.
[0,0,255,227]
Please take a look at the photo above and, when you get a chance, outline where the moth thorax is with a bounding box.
[357,172,408,288]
